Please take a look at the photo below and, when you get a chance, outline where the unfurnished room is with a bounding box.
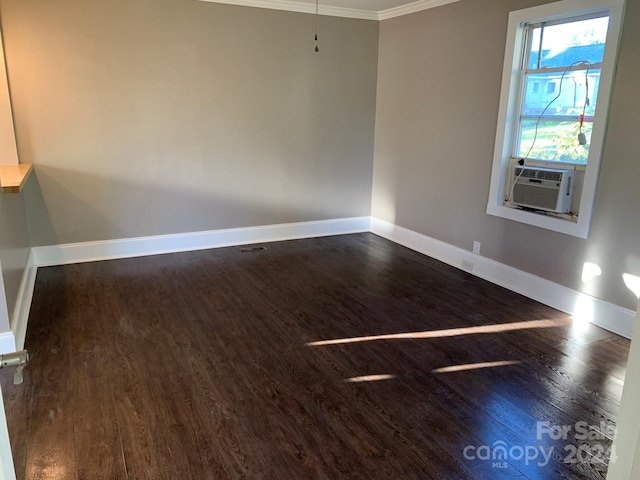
[0,0,638,478]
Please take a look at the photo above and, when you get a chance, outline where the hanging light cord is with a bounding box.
[314,0,319,52]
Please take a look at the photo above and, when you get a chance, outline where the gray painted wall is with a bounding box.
[373,0,640,311]
[0,192,30,329]
[0,0,378,246]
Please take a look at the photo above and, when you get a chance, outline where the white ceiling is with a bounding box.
[197,0,461,20]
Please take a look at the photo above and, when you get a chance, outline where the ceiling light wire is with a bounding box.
[314,0,319,52]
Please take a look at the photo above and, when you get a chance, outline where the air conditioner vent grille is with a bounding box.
[537,171,562,182]
[515,167,563,182]
[515,168,536,178]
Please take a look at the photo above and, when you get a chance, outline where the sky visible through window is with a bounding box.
[530,16,609,67]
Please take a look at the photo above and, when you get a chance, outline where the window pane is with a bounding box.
[518,119,592,164]
[528,17,609,69]
[517,68,600,163]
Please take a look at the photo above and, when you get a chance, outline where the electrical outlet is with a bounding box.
[473,241,481,255]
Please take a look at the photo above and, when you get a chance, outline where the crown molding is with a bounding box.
[378,0,461,20]
[197,0,379,20]
[197,0,462,20]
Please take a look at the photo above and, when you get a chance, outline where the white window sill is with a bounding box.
[486,203,590,238]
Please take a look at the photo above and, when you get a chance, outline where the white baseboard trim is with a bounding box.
[32,216,372,267]
[11,251,37,352]
[370,217,635,339]
[21,216,635,343]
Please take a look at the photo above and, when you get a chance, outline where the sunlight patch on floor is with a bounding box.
[307,318,572,347]
[344,374,396,383]
[572,295,595,328]
[432,360,521,374]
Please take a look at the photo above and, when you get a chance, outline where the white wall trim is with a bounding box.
[378,0,460,20]
[32,217,372,267]
[197,0,379,20]
[370,217,635,339]
[10,251,36,352]
[196,0,462,20]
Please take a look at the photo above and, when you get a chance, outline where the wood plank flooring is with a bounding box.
[0,233,630,479]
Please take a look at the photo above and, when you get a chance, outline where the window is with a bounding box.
[517,14,608,165]
[486,0,624,239]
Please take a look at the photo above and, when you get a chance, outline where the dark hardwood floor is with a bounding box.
[0,233,630,479]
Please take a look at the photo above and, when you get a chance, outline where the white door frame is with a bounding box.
[607,300,640,479]
[0,383,15,480]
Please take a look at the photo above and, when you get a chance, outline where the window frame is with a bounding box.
[486,0,625,239]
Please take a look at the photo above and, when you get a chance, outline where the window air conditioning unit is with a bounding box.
[512,166,574,214]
